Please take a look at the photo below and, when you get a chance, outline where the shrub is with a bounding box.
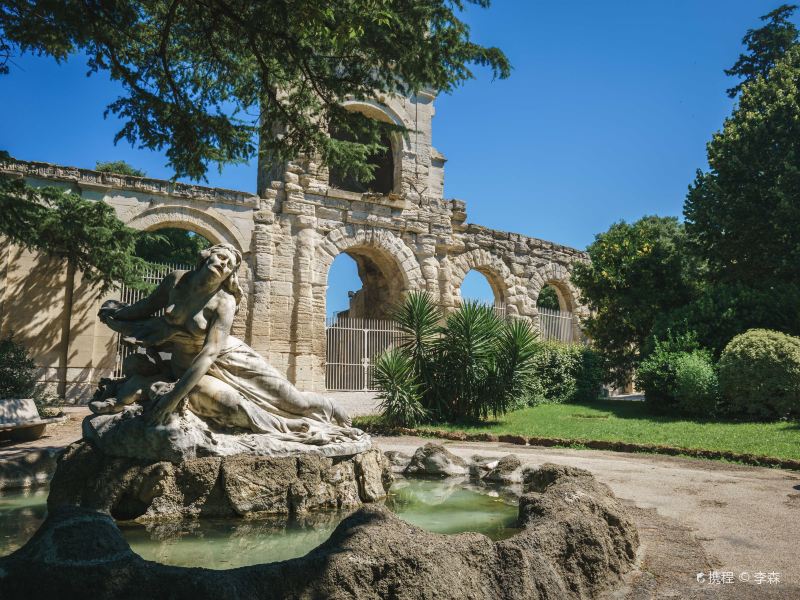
[718,329,800,419]
[673,352,719,416]
[526,342,603,405]
[380,293,540,422]
[0,336,37,399]
[373,349,427,427]
[637,332,702,412]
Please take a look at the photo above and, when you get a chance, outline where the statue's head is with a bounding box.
[196,243,243,306]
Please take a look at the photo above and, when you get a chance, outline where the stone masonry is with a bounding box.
[0,91,588,398]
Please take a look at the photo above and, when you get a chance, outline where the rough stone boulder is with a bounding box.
[403,442,468,477]
[483,454,523,484]
[383,450,412,474]
[1,463,639,599]
[48,441,392,520]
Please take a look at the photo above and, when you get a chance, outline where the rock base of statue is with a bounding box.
[82,406,372,463]
[48,440,392,521]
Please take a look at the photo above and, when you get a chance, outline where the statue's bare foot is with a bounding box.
[285,418,310,433]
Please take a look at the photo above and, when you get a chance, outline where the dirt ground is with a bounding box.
[3,409,798,597]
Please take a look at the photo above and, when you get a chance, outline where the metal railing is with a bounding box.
[325,316,403,391]
[112,262,191,377]
[538,306,575,343]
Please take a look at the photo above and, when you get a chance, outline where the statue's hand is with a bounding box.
[146,381,183,426]
[98,300,127,323]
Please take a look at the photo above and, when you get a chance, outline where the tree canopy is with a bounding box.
[685,44,800,287]
[725,4,798,98]
[135,227,211,265]
[0,157,148,292]
[0,0,510,182]
[95,160,147,177]
[571,216,702,385]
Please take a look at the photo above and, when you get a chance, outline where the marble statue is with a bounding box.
[85,244,370,461]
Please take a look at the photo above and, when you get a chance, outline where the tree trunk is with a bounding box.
[56,259,76,399]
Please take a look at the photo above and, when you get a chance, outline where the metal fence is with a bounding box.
[325,316,403,391]
[538,306,575,343]
[112,262,191,377]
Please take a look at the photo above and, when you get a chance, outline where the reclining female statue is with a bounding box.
[96,243,358,447]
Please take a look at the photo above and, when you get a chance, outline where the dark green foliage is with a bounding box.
[725,4,798,98]
[0,336,37,399]
[686,45,800,288]
[636,333,702,412]
[377,294,539,423]
[0,159,148,292]
[718,329,800,420]
[135,228,211,265]
[373,349,427,427]
[653,282,800,357]
[526,342,603,405]
[434,302,506,420]
[0,1,510,181]
[571,216,703,386]
[536,285,560,310]
[673,352,719,417]
[95,161,146,177]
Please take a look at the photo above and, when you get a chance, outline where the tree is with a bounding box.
[135,227,211,265]
[571,217,703,386]
[725,4,798,98]
[685,45,800,287]
[95,160,147,177]
[0,1,510,182]
[0,160,149,396]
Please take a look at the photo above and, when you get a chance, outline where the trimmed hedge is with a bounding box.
[526,342,603,405]
[719,329,800,419]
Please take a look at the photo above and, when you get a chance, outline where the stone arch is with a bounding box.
[315,225,424,291]
[448,249,527,315]
[125,205,248,254]
[530,262,582,314]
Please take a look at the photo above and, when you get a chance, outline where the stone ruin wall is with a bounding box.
[0,91,588,398]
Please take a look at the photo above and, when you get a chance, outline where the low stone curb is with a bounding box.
[360,424,800,471]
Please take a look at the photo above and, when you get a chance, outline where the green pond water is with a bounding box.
[0,479,519,569]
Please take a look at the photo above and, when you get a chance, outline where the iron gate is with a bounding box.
[325,316,403,391]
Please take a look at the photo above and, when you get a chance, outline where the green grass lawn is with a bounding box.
[361,400,800,461]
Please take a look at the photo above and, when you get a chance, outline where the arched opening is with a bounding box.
[536,284,562,311]
[324,244,411,390]
[326,247,405,320]
[327,110,396,195]
[458,269,504,313]
[135,227,212,266]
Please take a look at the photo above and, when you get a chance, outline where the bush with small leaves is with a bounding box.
[673,351,719,417]
[718,329,800,420]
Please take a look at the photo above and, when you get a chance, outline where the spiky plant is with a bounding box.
[373,349,427,427]
[491,318,540,415]
[434,301,504,420]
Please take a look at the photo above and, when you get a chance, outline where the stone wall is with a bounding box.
[1,91,588,398]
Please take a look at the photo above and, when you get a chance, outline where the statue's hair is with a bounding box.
[196,243,244,308]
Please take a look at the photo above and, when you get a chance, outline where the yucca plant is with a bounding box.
[435,301,504,420]
[490,317,540,414]
[373,349,428,427]
[374,293,543,424]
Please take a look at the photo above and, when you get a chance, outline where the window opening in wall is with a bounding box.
[328,118,394,195]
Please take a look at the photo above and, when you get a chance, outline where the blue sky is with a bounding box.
[0,1,793,314]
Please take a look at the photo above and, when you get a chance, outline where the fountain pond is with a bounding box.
[0,478,519,569]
